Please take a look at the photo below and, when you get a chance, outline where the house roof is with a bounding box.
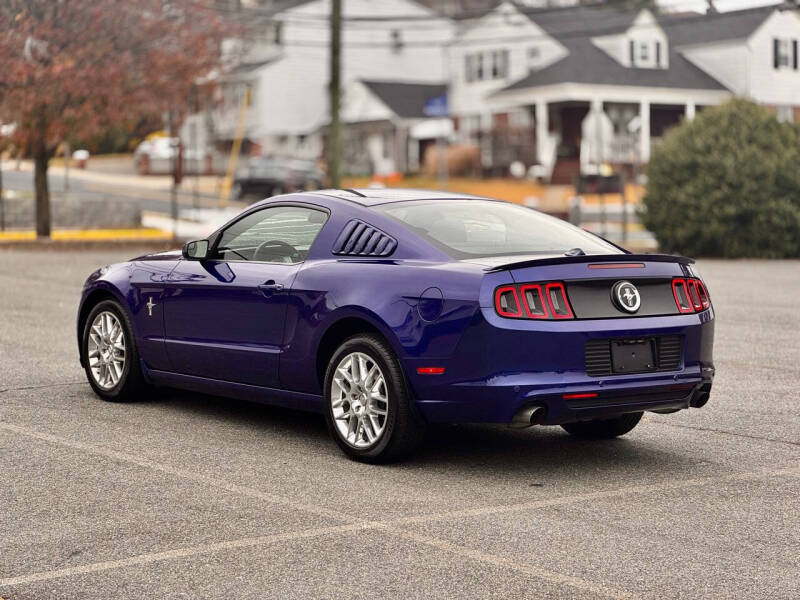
[360,80,448,119]
[498,35,728,93]
[495,4,781,95]
[659,5,777,46]
[515,3,639,40]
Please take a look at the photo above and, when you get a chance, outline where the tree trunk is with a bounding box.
[34,150,51,238]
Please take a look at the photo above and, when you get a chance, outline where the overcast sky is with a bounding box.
[658,0,780,13]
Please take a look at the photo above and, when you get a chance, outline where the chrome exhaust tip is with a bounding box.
[510,405,546,428]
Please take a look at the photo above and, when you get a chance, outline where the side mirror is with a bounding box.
[182,239,209,260]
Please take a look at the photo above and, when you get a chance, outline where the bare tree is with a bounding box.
[0,1,230,237]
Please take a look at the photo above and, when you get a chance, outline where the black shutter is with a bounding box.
[793,39,798,70]
[774,38,780,69]
[655,41,661,67]
[629,40,635,66]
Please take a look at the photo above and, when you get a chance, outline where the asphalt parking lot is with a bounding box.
[1,249,798,599]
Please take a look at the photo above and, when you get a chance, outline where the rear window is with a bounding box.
[376,200,621,259]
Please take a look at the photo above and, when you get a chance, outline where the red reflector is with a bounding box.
[670,384,695,391]
[563,392,598,399]
[417,367,445,375]
[588,263,645,269]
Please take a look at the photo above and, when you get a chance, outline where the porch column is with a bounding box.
[639,99,651,163]
[590,98,604,164]
[535,100,548,165]
[685,101,696,121]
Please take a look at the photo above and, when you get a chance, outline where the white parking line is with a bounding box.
[3,420,798,598]
[0,421,343,522]
[391,465,800,526]
[0,524,371,588]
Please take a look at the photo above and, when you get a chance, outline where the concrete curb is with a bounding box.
[0,239,179,251]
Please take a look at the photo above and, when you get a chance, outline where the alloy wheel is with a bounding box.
[87,311,126,390]
[330,352,389,448]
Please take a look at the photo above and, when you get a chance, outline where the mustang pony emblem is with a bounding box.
[612,281,641,313]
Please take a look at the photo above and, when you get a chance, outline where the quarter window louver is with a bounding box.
[332,220,397,257]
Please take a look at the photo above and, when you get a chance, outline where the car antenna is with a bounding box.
[565,247,586,256]
[341,188,367,197]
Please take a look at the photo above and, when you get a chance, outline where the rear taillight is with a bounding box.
[494,281,574,320]
[672,278,710,313]
[495,286,522,317]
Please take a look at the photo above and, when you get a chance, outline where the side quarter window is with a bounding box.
[214,205,329,263]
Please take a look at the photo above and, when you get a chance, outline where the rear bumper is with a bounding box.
[415,372,714,426]
[407,310,715,425]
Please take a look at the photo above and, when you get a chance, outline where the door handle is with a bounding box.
[258,280,284,296]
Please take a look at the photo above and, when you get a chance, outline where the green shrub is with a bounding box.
[642,99,800,258]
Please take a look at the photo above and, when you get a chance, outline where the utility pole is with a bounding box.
[328,0,342,189]
[0,148,4,231]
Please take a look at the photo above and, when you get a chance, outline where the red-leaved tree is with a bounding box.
[0,1,231,237]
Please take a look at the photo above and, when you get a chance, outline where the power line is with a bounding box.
[219,5,779,50]
[190,0,730,26]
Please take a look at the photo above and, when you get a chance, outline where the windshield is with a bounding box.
[377,200,622,259]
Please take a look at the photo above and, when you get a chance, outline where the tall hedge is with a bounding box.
[642,99,800,258]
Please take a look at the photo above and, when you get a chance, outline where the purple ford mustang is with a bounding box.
[77,188,714,462]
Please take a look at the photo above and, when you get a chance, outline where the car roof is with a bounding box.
[312,188,497,207]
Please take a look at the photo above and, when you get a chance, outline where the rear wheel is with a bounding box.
[561,412,643,439]
[82,300,148,402]
[324,334,425,463]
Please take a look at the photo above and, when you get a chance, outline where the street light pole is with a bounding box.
[328,0,342,189]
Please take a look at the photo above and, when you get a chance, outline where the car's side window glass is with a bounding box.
[214,205,328,263]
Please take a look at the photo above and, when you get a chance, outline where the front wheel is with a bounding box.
[82,300,148,402]
[324,334,425,463]
[561,412,643,439]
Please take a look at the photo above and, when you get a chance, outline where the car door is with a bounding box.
[163,204,329,387]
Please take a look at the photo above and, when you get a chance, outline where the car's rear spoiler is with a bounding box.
[483,253,694,273]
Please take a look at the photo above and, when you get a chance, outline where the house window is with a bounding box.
[528,46,540,71]
[268,21,283,46]
[773,38,796,69]
[382,131,393,159]
[491,49,509,79]
[390,30,403,54]
[772,38,797,69]
[639,42,649,62]
[777,39,790,67]
[465,50,509,82]
[777,105,794,123]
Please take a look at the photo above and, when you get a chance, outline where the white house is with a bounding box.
[335,79,449,175]
[446,2,800,182]
[191,0,454,164]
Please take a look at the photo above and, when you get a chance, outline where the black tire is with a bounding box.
[323,334,425,463]
[82,299,148,402]
[561,412,643,439]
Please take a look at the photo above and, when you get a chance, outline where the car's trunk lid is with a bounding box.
[468,253,694,318]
